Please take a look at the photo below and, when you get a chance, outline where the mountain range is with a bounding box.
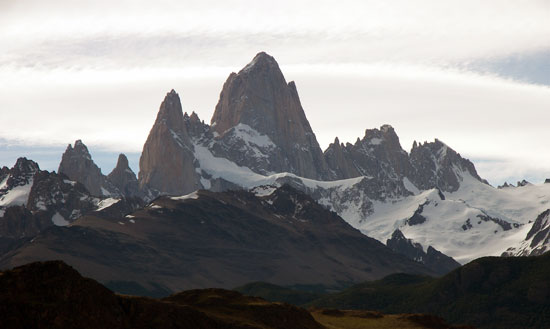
[1,51,550,293]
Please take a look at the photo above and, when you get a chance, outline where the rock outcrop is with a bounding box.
[325,125,414,198]
[498,182,515,189]
[503,209,550,257]
[323,137,360,179]
[409,139,485,192]
[0,158,99,254]
[210,52,329,179]
[58,140,119,197]
[1,157,39,190]
[138,90,201,195]
[1,158,40,212]
[386,229,461,275]
[325,127,485,194]
[108,154,139,197]
[328,125,413,179]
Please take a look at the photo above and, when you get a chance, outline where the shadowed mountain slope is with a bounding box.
[0,185,434,296]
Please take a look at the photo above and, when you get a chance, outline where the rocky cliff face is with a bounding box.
[325,127,485,194]
[323,137,360,179]
[58,140,120,197]
[325,125,414,199]
[13,51,502,270]
[409,139,485,192]
[135,53,486,202]
[108,154,139,197]
[386,229,461,275]
[1,158,40,213]
[210,52,329,179]
[503,209,550,257]
[138,90,202,196]
[0,158,99,254]
[121,52,497,267]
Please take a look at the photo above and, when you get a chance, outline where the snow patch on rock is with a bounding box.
[95,198,120,211]
[403,177,420,195]
[171,191,200,201]
[0,180,33,207]
[251,185,277,197]
[51,212,69,226]
[232,123,275,149]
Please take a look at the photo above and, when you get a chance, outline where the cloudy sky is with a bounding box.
[1,0,549,185]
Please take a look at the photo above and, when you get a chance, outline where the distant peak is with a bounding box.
[163,89,180,104]
[253,51,276,63]
[115,153,129,169]
[70,139,90,155]
[517,179,531,187]
[14,157,40,173]
[155,89,184,131]
[391,229,406,240]
[241,51,279,73]
[189,111,200,122]
[255,51,270,58]
[380,124,394,132]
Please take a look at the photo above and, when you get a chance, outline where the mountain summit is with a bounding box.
[32,52,534,271]
[58,140,119,197]
[138,90,201,195]
[211,52,329,179]
[107,154,139,197]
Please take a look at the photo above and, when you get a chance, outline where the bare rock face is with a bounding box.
[210,52,329,179]
[325,126,486,195]
[332,125,413,180]
[324,125,413,199]
[107,154,139,197]
[58,140,119,197]
[503,209,550,257]
[0,166,9,183]
[323,137,361,179]
[409,139,485,192]
[0,157,99,254]
[386,229,460,275]
[0,157,38,191]
[1,157,40,218]
[138,90,201,195]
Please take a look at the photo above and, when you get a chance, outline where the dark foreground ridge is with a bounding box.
[306,252,550,329]
[0,260,470,329]
[0,260,323,329]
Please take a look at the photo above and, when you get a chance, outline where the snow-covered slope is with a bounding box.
[0,158,143,255]
[503,209,550,257]
[60,53,548,265]
[0,179,33,209]
[333,173,550,264]
[190,140,550,264]
[0,157,38,214]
